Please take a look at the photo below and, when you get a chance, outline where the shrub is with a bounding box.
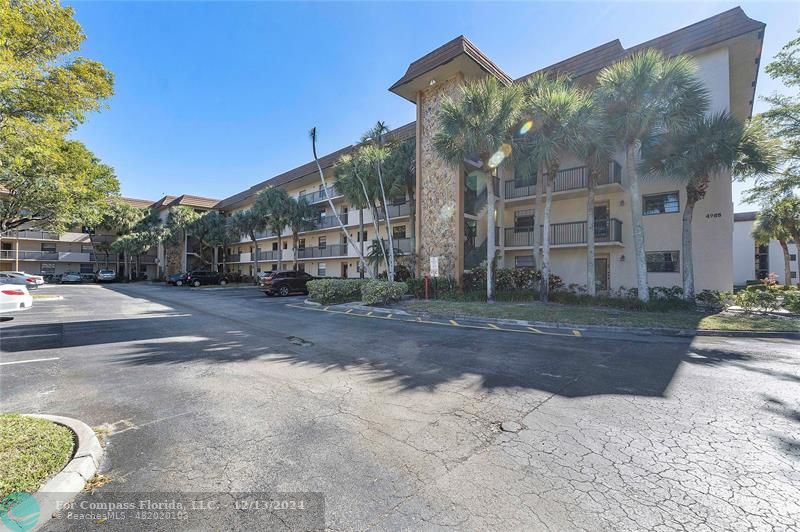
[361,280,408,305]
[696,289,733,310]
[511,267,539,289]
[307,279,367,304]
[649,285,683,300]
[782,291,800,313]
[761,272,779,286]
[734,289,781,313]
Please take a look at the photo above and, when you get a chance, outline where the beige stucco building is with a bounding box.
[1,8,765,292]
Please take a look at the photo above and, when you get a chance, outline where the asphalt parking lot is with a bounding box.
[2,283,799,530]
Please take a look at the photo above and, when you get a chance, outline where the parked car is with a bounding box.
[260,270,314,296]
[167,272,188,286]
[6,271,45,286]
[96,269,116,282]
[185,270,227,287]
[0,284,33,313]
[0,272,38,290]
[60,271,83,284]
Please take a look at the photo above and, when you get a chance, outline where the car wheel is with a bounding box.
[278,285,290,297]
[176,280,183,286]
[193,280,201,287]
[219,279,227,286]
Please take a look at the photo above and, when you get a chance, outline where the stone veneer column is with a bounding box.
[416,75,464,282]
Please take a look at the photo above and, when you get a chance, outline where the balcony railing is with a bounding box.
[299,186,341,205]
[314,212,348,230]
[257,249,283,261]
[377,202,411,220]
[297,243,349,259]
[504,219,623,247]
[2,229,62,240]
[379,237,413,254]
[504,161,623,199]
[0,250,95,261]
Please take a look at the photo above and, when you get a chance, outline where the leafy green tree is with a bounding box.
[285,197,317,271]
[0,0,116,233]
[384,138,416,270]
[433,77,522,303]
[596,49,709,302]
[361,121,397,279]
[201,211,235,272]
[641,112,778,298]
[255,187,291,269]
[519,72,592,301]
[752,204,794,287]
[228,208,266,280]
[166,206,200,272]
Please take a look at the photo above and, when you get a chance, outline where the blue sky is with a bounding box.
[67,1,799,209]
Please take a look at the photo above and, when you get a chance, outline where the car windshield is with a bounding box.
[99,270,114,274]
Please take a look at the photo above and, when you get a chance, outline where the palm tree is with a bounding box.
[518,72,593,302]
[641,112,778,298]
[362,121,396,280]
[309,127,371,272]
[334,151,381,277]
[255,187,291,270]
[286,196,317,271]
[228,209,266,281]
[432,76,522,303]
[166,206,200,273]
[776,197,800,287]
[92,199,143,271]
[573,100,616,296]
[193,211,228,271]
[752,205,793,287]
[596,49,709,302]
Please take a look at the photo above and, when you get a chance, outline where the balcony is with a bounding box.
[377,202,411,220]
[503,219,623,248]
[1,229,92,242]
[297,243,348,259]
[504,161,623,200]
[465,178,500,216]
[380,237,413,254]
[313,212,348,230]
[0,250,94,261]
[257,249,283,261]
[299,186,342,205]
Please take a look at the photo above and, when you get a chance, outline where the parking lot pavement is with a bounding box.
[2,283,799,530]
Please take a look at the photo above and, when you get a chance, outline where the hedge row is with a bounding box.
[307,279,407,305]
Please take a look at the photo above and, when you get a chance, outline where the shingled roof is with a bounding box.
[120,197,156,209]
[168,194,219,209]
[734,211,758,222]
[389,35,512,93]
[215,121,416,210]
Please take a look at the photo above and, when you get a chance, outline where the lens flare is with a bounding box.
[487,143,513,168]
[519,120,534,135]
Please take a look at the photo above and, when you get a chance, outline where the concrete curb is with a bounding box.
[303,299,800,339]
[24,414,104,531]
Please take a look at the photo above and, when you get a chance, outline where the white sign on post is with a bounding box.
[429,256,440,278]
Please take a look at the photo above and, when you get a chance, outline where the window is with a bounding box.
[318,236,326,249]
[298,238,306,250]
[646,251,680,272]
[791,254,797,261]
[41,264,55,275]
[81,244,93,253]
[41,243,56,253]
[515,256,535,268]
[80,263,94,274]
[298,263,305,272]
[393,226,406,239]
[357,231,368,242]
[272,242,278,251]
[271,264,278,271]
[755,243,769,280]
[643,192,680,215]
[283,241,288,250]
[318,263,327,277]
[514,209,535,229]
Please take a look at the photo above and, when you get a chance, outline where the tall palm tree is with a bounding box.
[573,100,616,296]
[641,112,778,298]
[776,197,800,287]
[752,205,793,287]
[286,196,317,271]
[255,187,290,269]
[362,121,396,280]
[228,208,266,281]
[309,127,370,272]
[334,151,380,277]
[385,138,417,271]
[518,72,593,302]
[433,76,522,303]
[596,49,709,302]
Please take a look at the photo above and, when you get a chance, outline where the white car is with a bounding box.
[6,271,45,286]
[0,272,38,290]
[96,269,116,282]
[0,284,33,313]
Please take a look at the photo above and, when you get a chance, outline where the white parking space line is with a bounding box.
[0,357,60,366]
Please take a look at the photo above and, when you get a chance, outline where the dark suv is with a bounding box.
[185,270,227,287]
[260,270,314,296]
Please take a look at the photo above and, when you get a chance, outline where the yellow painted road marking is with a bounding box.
[488,323,500,329]
[449,319,459,326]
[527,326,542,333]
[324,306,330,311]
[345,309,353,314]
[572,330,582,337]
[366,311,373,316]
[386,314,393,319]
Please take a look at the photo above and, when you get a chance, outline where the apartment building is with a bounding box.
[733,211,798,286]
[0,8,765,292]
[0,194,217,280]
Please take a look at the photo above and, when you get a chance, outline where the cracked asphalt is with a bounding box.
[1,284,799,530]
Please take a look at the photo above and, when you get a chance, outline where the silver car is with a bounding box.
[7,271,45,286]
[96,269,116,282]
[0,272,38,290]
[60,271,83,284]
